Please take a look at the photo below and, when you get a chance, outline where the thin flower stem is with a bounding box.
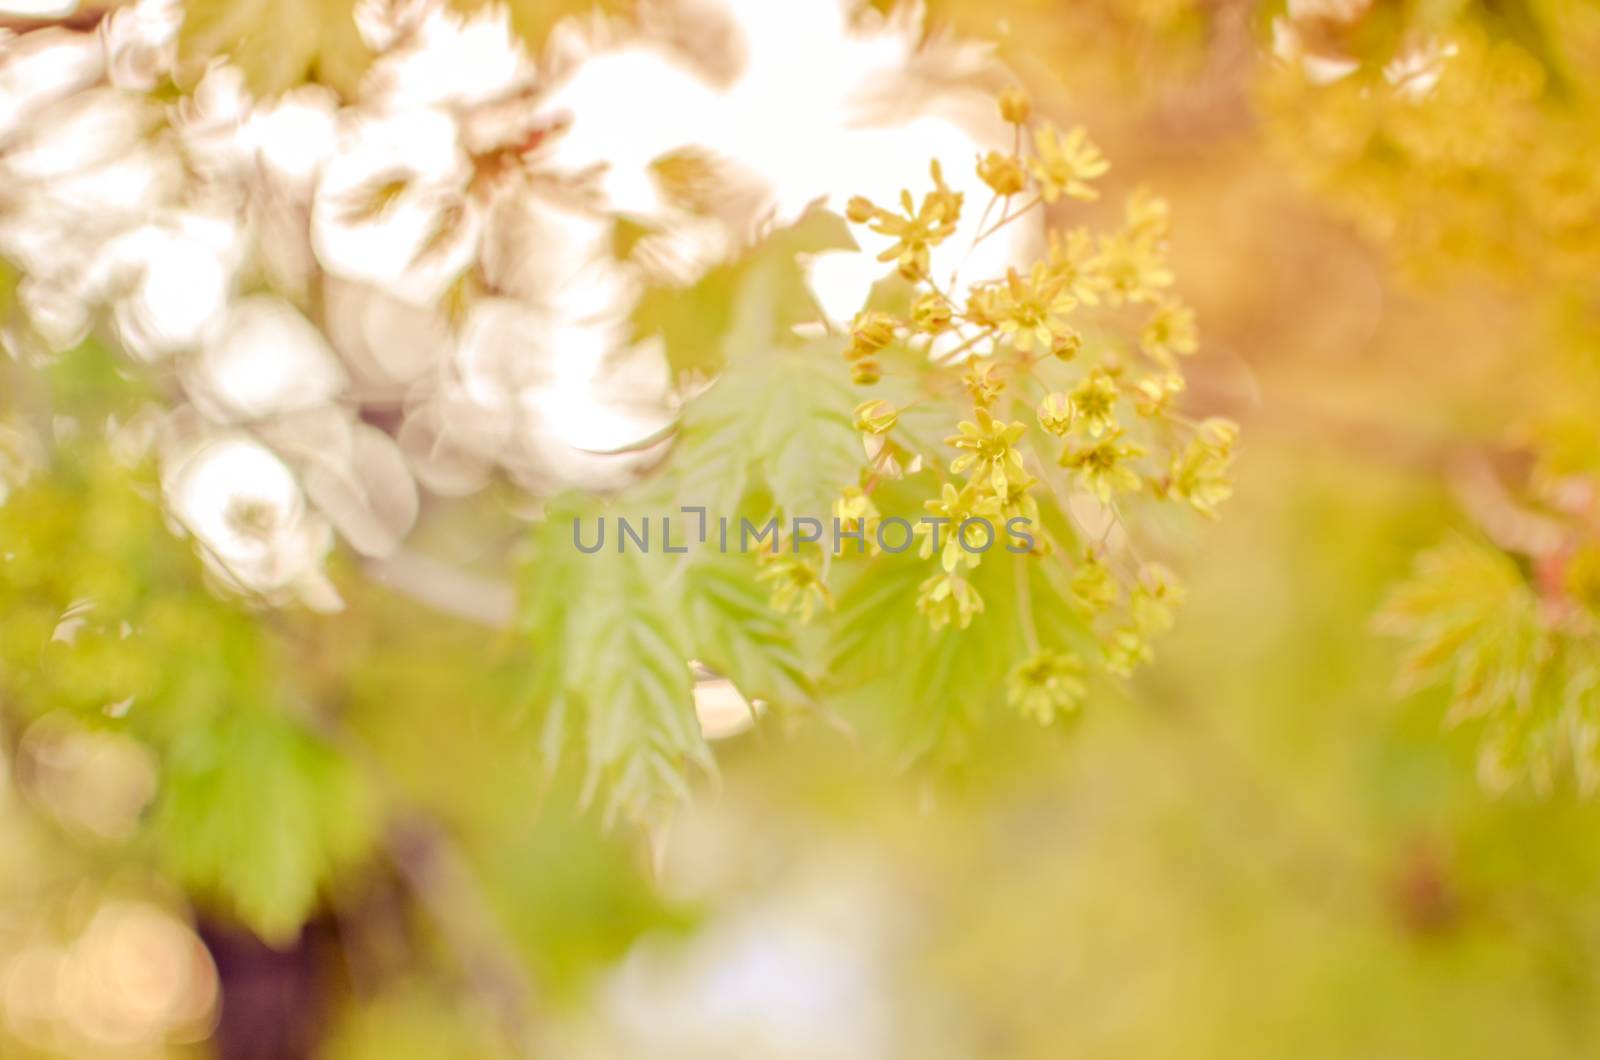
[930,329,993,367]
[1016,552,1041,654]
[972,195,1042,250]
[951,191,1005,291]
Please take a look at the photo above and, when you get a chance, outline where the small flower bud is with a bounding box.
[1038,393,1073,435]
[853,399,898,435]
[850,311,898,353]
[850,359,883,386]
[845,196,876,223]
[998,86,1031,125]
[1050,330,1082,361]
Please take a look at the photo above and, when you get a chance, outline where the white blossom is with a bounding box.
[162,434,340,610]
[185,296,346,423]
[100,0,183,91]
[311,107,479,306]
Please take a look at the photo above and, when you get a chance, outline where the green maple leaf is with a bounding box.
[520,505,710,826]
[157,710,380,945]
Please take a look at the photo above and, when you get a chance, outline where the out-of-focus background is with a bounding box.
[3,0,1600,1057]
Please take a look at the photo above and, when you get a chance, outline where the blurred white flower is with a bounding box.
[455,296,555,412]
[170,62,255,182]
[0,137,179,283]
[89,212,240,361]
[101,0,183,91]
[14,274,92,351]
[361,1,535,112]
[163,434,340,610]
[186,295,346,422]
[0,0,1033,603]
[0,87,154,183]
[540,0,1028,318]
[299,422,419,558]
[323,275,452,385]
[0,28,103,145]
[397,387,502,495]
[0,0,78,15]
[248,85,340,195]
[312,107,479,306]
[353,0,440,55]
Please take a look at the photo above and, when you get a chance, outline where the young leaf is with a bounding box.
[672,340,861,520]
[520,506,710,826]
[682,547,818,710]
[157,709,380,945]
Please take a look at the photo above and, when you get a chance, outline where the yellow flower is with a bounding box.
[1130,563,1185,635]
[1103,625,1152,676]
[998,86,1031,125]
[916,482,1003,572]
[833,486,882,555]
[1124,187,1170,242]
[1030,124,1109,203]
[924,158,963,222]
[917,572,985,630]
[1071,549,1119,614]
[1069,369,1120,438]
[977,150,1027,197]
[947,407,1029,494]
[1038,392,1073,435]
[1007,650,1086,724]
[1059,430,1144,501]
[1168,437,1232,517]
[962,358,1004,407]
[1133,372,1184,417]
[994,263,1078,352]
[964,285,1001,329]
[756,551,832,624]
[994,472,1041,524]
[845,196,877,223]
[848,161,963,281]
[1140,298,1198,364]
[1045,227,1107,305]
[1096,229,1175,306]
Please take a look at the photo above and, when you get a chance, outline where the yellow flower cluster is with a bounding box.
[820,89,1237,701]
